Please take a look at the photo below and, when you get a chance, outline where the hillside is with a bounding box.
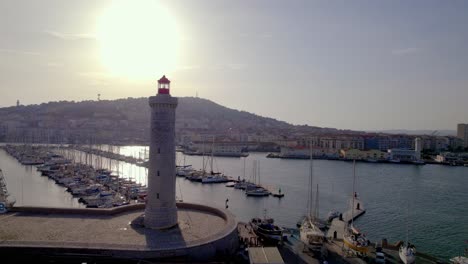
[0,96,347,143]
[374,129,456,137]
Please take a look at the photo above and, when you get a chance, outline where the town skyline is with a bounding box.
[1,0,468,131]
[0,95,461,138]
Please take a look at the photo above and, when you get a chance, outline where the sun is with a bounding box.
[96,0,179,80]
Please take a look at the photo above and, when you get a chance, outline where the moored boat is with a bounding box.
[343,160,370,255]
[201,174,230,183]
[300,216,326,254]
[343,225,370,254]
[176,165,194,176]
[250,217,285,242]
[450,256,468,264]
[245,187,270,196]
[399,243,416,264]
[327,210,340,222]
[300,146,326,256]
[0,169,16,208]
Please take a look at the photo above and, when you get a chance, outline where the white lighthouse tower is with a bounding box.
[144,75,178,229]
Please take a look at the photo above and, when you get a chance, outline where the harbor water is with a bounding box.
[1,146,467,260]
[0,149,83,208]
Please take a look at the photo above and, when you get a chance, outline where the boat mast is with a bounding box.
[308,143,314,220]
[109,145,112,172]
[258,160,260,186]
[252,160,256,184]
[210,137,214,174]
[202,140,206,173]
[315,184,319,220]
[351,159,356,227]
[406,204,409,246]
[243,157,246,180]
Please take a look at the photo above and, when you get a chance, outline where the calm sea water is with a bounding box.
[1,146,467,260]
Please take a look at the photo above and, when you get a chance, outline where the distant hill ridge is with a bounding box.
[0,97,351,143]
[373,129,456,137]
[2,97,454,143]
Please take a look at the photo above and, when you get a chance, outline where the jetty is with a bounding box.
[238,222,261,247]
[326,195,366,240]
[343,195,366,223]
[65,145,147,167]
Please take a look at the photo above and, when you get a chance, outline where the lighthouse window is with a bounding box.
[158,148,160,153]
[157,171,160,176]
[157,193,159,199]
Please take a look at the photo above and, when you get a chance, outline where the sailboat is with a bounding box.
[176,152,194,177]
[399,206,416,263]
[200,139,229,183]
[343,160,370,255]
[0,169,16,208]
[245,160,270,196]
[300,146,326,255]
[450,244,467,264]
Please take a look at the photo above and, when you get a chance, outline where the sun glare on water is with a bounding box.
[96,1,179,80]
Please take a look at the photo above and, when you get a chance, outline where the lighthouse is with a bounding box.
[144,75,178,229]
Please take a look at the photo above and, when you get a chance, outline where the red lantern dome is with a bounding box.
[157,75,170,94]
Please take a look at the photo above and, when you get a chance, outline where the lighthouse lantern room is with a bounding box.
[158,75,171,94]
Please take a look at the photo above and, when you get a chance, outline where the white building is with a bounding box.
[435,152,465,163]
[191,141,246,156]
[414,137,422,160]
[387,149,419,162]
[280,146,339,158]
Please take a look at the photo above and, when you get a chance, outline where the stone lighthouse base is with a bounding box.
[141,206,179,230]
[0,203,239,262]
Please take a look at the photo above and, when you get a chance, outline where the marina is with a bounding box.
[1,145,467,261]
[1,145,143,208]
[1,1,467,262]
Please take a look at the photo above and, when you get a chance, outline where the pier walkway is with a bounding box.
[0,203,238,261]
[238,222,260,247]
[326,196,366,240]
[342,196,366,224]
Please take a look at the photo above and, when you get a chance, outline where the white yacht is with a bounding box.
[399,243,416,264]
[300,147,326,256]
[450,256,468,264]
[400,195,416,263]
[201,174,229,183]
[176,165,194,177]
[343,161,370,255]
[300,215,326,254]
[0,169,16,208]
[245,187,270,196]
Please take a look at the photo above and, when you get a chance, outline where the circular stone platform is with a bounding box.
[0,203,238,261]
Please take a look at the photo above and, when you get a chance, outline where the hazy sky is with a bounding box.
[1,0,467,131]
